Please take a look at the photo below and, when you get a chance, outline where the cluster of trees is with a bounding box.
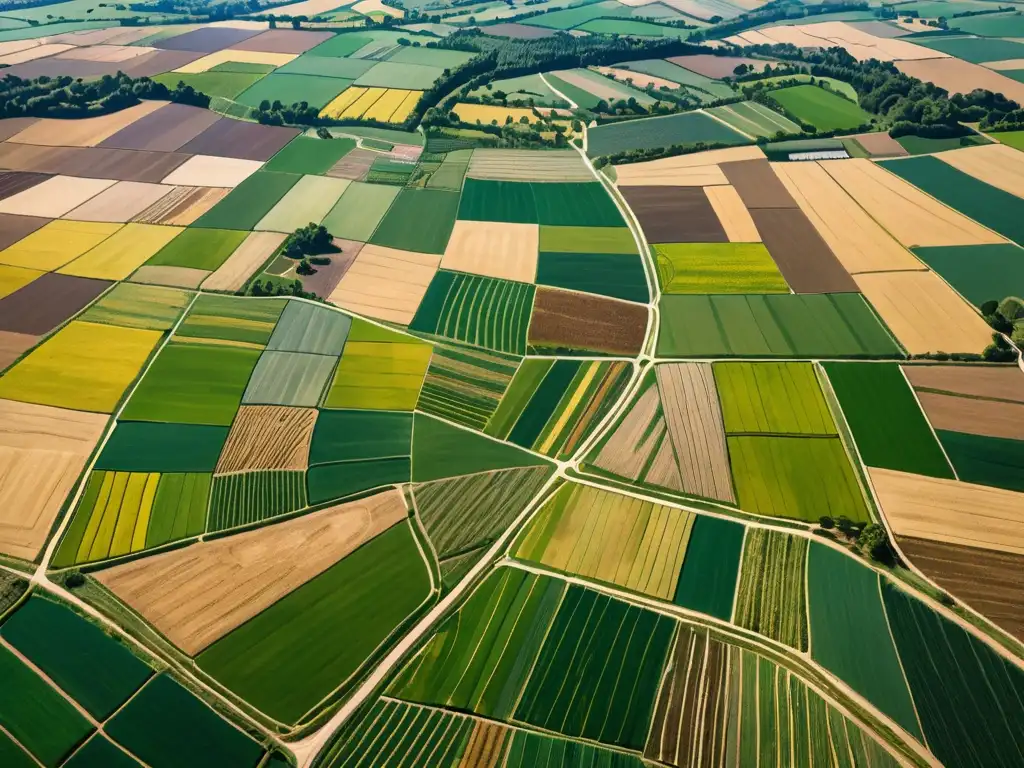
[254,98,322,126]
[819,517,898,565]
[0,72,208,120]
[983,297,1024,348]
[249,278,320,299]
[283,222,338,277]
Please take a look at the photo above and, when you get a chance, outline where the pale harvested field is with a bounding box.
[440,220,538,283]
[7,101,167,147]
[897,58,1024,104]
[903,364,1024,403]
[985,59,1024,70]
[916,392,1024,440]
[645,433,684,491]
[467,149,592,182]
[160,155,263,188]
[202,231,285,292]
[0,331,36,372]
[703,185,760,242]
[129,265,209,288]
[0,399,107,560]
[174,49,297,73]
[752,21,944,61]
[820,158,1004,247]
[57,44,156,62]
[64,181,175,223]
[656,363,735,503]
[851,132,908,158]
[0,176,116,218]
[133,186,230,225]
[216,405,318,473]
[855,270,991,355]
[552,69,632,103]
[97,489,409,655]
[329,244,441,325]
[593,65,678,90]
[771,161,923,273]
[0,43,74,65]
[870,467,1024,556]
[936,143,1024,200]
[614,145,763,186]
[593,385,684,492]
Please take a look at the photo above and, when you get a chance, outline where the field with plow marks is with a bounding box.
[1,16,1024,768]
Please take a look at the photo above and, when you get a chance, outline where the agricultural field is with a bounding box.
[2,18,1024,768]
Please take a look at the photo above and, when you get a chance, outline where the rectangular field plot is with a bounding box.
[537,251,648,303]
[0,400,107,561]
[467,149,592,182]
[529,287,647,356]
[707,99,801,138]
[197,522,431,724]
[657,293,902,358]
[514,583,675,749]
[621,185,727,244]
[734,529,807,650]
[0,321,162,414]
[78,282,192,331]
[441,220,538,283]
[264,136,356,175]
[0,219,119,271]
[388,567,565,719]
[266,300,350,356]
[807,543,923,739]
[458,179,624,227]
[729,436,870,523]
[193,171,300,231]
[369,188,459,254]
[328,244,440,326]
[587,110,749,157]
[255,174,349,234]
[175,294,285,347]
[822,362,954,478]
[913,243,1024,310]
[96,421,228,473]
[714,361,836,435]
[672,513,743,620]
[216,405,316,473]
[144,227,247,272]
[937,430,1024,493]
[413,466,553,560]
[882,580,1024,767]
[416,341,518,430]
[410,270,535,355]
[120,342,261,426]
[514,483,695,600]
[655,242,788,294]
[0,597,152,720]
[208,470,307,531]
[59,223,182,281]
[769,85,873,131]
[323,320,431,410]
[241,351,336,407]
[105,674,264,768]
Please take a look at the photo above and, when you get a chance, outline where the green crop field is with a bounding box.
[807,544,923,738]
[578,18,686,36]
[78,283,191,331]
[208,470,307,531]
[714,362,837,435]
[242,351,336,407]
[673,514,744,620]
[322,181,399,242]
[467,73,566,107]
[895,133,989,155]
[538,251,649,302]
[264,136,356,175]
[265,301,352,354]
[882,581,1024,765]
[618,58,736,101]
[706,101,800,138]
[655,243,789,294]
[913,243,1024,308]
[1,597,152,720]
[937,430,1024,491]
[311,409,412,465]
[587,111,749,157]
[120,343,260,426]
[769,85,873,131]
[369,188,459,254]
[199,523,431,724]
[194,172,301,231]
[729,436,870,523]
[106,674,264,768]
[908,34,1024,63]
[821,362,954,478]
[415,342,518,430]
[176,295,285,347]
[96,421,228,473]
[236,73,351,110]
[63,735,139,768]
[880,156,1024,245]
[153,71,265,100]
[733,530,808,650]
[505,360,583,449]
[412,413,549,482]
[458,180,625,226]
[307,457,411,504]
[411,271,536,355]
[658,293,902,358]
[146,228,247,272]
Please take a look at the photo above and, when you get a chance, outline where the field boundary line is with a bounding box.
[897,365,958,481]
[700,107,757,141]
[0,634,99,727]
[877,575,929,749]
[538,72,577,110]
[0,724,44,768]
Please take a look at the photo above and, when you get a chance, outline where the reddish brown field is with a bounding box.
[528,288,647,355]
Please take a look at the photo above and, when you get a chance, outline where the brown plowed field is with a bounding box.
[99,103,222,153]
[750,208,859,293]
[216,405,318,473]
[6,101,167,147]
[0,143,190,183]
[667,54,771,78]
[620,186,726,243]
[897,535,1024,641]
[0,273,111,336]
[178,119,299,162]
[656,363,735,503]
[902,364,1024,403]
[869,467,1024,556]
[529,287,646,355]
[0,399,107,560]
[916,391,1024,440]
[721,159,797,209]
[614,145,763,187]
[96,489,409,655]
[0,171,49,202]
[0,213,48,250]
[230,29,333,54]
[850,132,907,158]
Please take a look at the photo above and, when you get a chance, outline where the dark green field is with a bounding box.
[807,544,922,739]
[458,180,625,226]
[145,228,247,271]
[822,363,954,478]
[310,409,412,465]
[264,136,356,175]
[937,429,1024,491]
[673,514,744,621]
[537,251,649,303]
[369,188,460,254]
[912,243,1024,308]
[198,523,431,724]
[1,598,152,720]
[586,111,748,157]
[412,413,549,482]
[96,421,229,472]
[193,172,301,231]
[307,457,412,504]
[208,470,307,531]
[508,360,581,449]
